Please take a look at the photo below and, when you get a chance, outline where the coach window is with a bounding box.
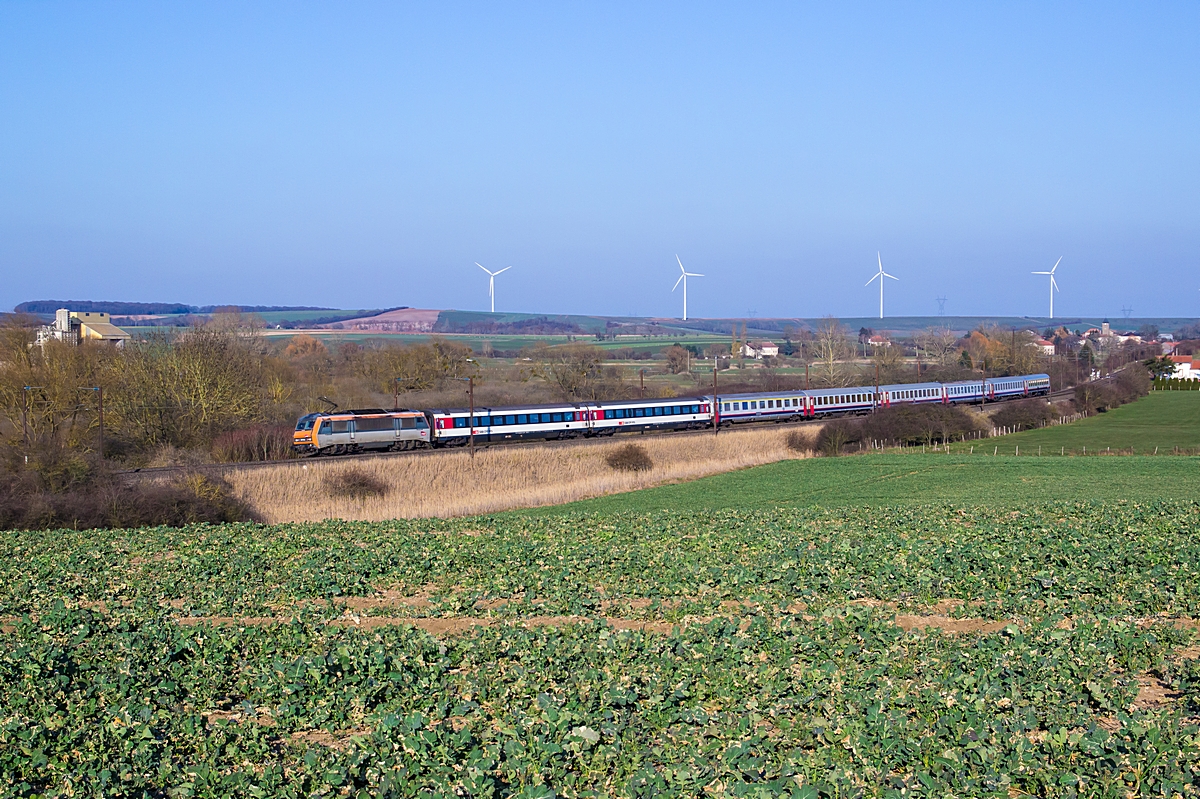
[319,421,332,434]
[517,414,528,424]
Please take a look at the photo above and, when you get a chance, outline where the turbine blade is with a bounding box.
[494,266,512,275]
[1032,271,1051,275]
[1051,276,1059,292]
[672,274,685,291]
[676,255,686,273]
[878,252,883,269]
[866,273,880,286]
[883,272,898,280]
[1050,256,1062,274]
[476,262,494,275]
[685,272,704,277]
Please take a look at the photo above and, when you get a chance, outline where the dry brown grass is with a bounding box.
[225,425,815,522]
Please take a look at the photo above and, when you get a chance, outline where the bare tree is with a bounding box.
[664,345,690,374]
[812,317,853,387]
[531,343,607,400]
[915,326,959,367]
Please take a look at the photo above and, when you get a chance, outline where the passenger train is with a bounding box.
[292,373,1050,455]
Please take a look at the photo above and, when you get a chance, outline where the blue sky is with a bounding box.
[1,2,1197,319]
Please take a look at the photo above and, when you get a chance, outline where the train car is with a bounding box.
[877,381,946,409]
[428,402,590,446]
[429,397,713,445]
[292,408,431,455]
[985,373,1050,401]
[945,379,986,404]
[1024,373,1052,396]
[590,397,710,435]
[716,392,809,424]
[807,387,878,417]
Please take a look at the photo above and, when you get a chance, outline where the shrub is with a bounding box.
[326,468,389,500]
[816,418,862,455]
[990,399,1057,431]
[0,465,255,531]
[785,429,818,453]
[1074,365,1151,414]
[212,425,296,463]
[859,404,983,446]
[606,443,654,472]
[1113,364,1152,404]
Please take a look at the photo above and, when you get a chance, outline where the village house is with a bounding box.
[1034,338,1056,356]
[741,340,779,359]
[1167,355,1200,381]
[867,334,890,348]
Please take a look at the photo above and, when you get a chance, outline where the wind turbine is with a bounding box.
[1031,257,1062,319]
[865,253,898,319]
[475,262,511,313]
[672,255,703,321]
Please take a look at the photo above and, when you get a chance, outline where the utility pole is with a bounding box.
[639,369,645,397]
[81,386,104,458]
[874,364,879,413]
[713,363,719,436]
[453,373,476,459]
[805,362,810,390]
[21,386,30,463]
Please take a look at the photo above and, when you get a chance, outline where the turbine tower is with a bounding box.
[475,262,511,313]
[672,255,704,321]
[1031,257,1062,319]
[865,253,898,319]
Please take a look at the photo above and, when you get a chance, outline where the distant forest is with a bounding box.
[14,301,338,315]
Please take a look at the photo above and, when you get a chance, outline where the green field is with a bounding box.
[951,391,1200,455]
[527,454,1200,517]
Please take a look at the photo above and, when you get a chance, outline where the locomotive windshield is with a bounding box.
[295,414,318,431]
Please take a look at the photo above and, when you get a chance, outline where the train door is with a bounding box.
[348,420,356,444]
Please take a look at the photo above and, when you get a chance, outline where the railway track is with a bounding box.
[116,415,830,477]
[120,389,1078,477]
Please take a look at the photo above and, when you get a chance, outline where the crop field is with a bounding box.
[951,392,1200,456]
[5,502,1200,796]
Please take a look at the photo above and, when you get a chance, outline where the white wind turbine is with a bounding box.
[672,255,703,321]
[475,262,512,313]
[1031,257,1062,319]
[865,252,898,319]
